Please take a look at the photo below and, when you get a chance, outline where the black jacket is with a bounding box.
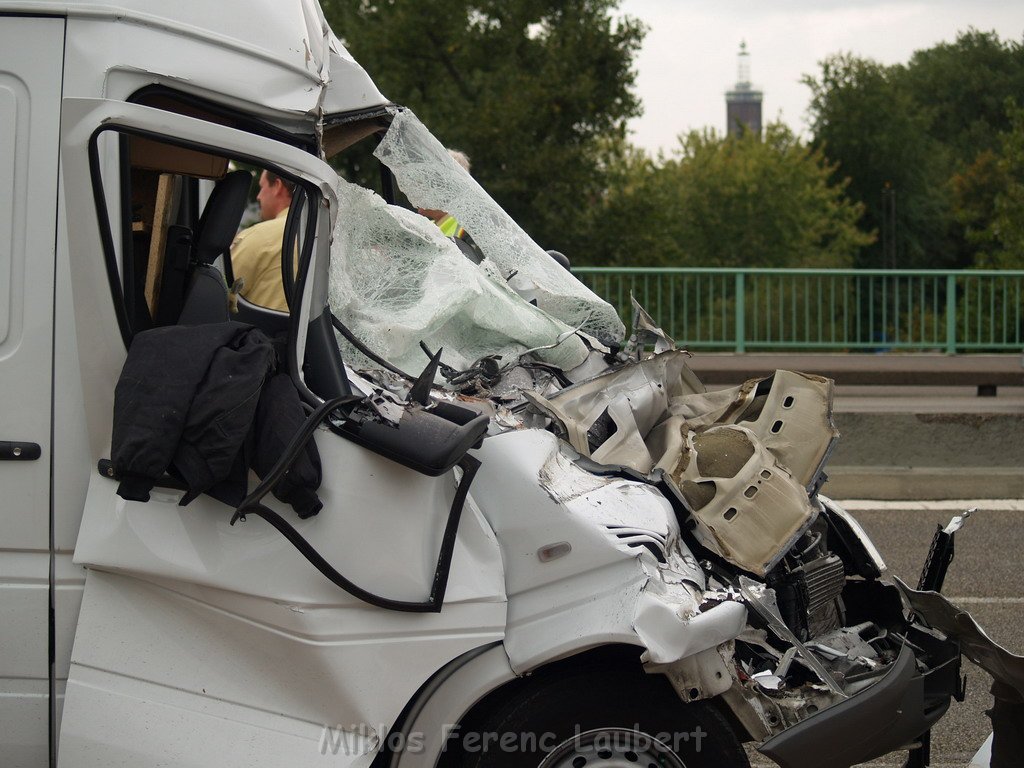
[112,322,322,517]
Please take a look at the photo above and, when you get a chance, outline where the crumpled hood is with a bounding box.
[537,350,840,576]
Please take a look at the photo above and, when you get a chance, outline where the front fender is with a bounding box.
[473,429,746,673]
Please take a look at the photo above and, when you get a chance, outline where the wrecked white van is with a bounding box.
[1,2,964,767]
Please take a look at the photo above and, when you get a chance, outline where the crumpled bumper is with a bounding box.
[757,624,961,768]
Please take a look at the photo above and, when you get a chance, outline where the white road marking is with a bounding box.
[945,596,1024,605]
[836,499,1024,511]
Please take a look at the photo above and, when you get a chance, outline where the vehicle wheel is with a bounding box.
[453,665,750,768]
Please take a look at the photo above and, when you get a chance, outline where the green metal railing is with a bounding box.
[574,268,1024,353]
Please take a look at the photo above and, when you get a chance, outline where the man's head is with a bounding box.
[448,149,470,172]
[257,170,294,221]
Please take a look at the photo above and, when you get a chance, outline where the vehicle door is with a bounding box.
[0,15,64,768]
[56,97,505,767]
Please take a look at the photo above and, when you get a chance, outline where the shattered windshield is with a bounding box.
[327,110,624,378]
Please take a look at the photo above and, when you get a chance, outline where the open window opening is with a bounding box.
[90,128,318,343]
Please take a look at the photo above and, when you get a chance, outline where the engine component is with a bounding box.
[771,554,846,641]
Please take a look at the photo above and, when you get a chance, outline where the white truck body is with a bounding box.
[0,3,968,767]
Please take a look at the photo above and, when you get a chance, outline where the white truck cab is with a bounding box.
[1,3,966,767]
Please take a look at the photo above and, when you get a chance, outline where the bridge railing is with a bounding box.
[573,267,1024,353]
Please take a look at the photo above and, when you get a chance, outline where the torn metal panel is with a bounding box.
[730,371,839,489]
[628,295,677,355]
[669,370,838,489]
[667,378,757,430]
[720,682,775,741]
[320,30,392,119]
[554,351,706,414]
[655,642,736,702]
[547,351,704,464]
[590,395,660,471]
[537,357,832,575]
[895,577,1024,697]
[538,448,616,505]
[673,426,816,577]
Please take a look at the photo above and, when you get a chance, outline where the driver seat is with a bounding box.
[176,169,252,325]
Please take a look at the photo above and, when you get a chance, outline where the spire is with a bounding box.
[736,40,751,88]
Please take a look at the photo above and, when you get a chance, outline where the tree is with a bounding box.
[804,31,1024,270]
[950,148,1005,267]
[902,29,1024,163]
[988,102,1024,267]
[590,123,873,268]
[803,54,953,269]
[320,0,645,257]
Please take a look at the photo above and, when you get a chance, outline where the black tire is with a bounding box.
[451,666,750,768]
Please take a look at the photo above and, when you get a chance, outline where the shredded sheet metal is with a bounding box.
[739,577,847,697]
[545,352,834,576]
[895,577,1024,697]
[672,425,816,577]
[328,108,624,376]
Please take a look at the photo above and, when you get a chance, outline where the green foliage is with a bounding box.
[951,149,1005,266]
[320,0,645,254]
[803,54,953,269]
[988,102,1024,267]
[319,9,1024,272]
[903,30,1024,162]
[804,30,1024,270]
[587,123,872,268]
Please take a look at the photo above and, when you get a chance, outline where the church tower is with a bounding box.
[726,41,763,138]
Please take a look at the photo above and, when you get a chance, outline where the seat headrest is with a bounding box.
[194,170,253,265]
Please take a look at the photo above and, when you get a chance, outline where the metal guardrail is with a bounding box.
[574,268,1024,353]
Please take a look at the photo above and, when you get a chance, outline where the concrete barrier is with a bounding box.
[686,354,1024,500]
[688,353,1023,393]
[825,410,1024,500]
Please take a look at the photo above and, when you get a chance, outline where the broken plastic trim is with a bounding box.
[918,508,975,592]
[232,393,482,612]
[280,186,306,312]
[335,402,488,477]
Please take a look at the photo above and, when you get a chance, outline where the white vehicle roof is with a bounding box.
[0,0,388,120]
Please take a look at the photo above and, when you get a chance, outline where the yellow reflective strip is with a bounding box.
[438,215,461,237]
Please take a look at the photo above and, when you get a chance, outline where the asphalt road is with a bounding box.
[747,499,1024,768]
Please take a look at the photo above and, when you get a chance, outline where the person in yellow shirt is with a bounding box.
[230,170,293,312]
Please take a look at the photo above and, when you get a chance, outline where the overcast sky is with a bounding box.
[617,0,1024,155]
